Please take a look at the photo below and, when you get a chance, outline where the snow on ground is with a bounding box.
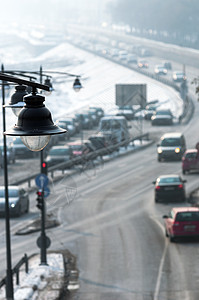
[0,40,183,136]
[0,253,64,300]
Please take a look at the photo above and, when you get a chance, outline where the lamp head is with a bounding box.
[5,90,66,151]
[73,77,82,92]
[8,85,28,116]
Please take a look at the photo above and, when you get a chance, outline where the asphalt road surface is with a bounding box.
[0,40,199,299]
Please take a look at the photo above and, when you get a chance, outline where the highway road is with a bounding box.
[0,36,199,299]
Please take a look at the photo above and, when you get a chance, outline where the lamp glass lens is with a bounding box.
[12,107,23,117]
[20,135,51,151]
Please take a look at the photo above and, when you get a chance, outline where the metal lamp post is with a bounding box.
[2,65,82,268]
[1,73,66,299]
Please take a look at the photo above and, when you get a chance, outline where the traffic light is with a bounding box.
[41,161,48,175]
[36,190,43,210]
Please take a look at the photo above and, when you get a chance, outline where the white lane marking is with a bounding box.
[152,218,168,300]
[83,164,144,195]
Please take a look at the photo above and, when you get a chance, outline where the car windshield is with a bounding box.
[156,110,171,115]
[71,145,83,151]
[158,177,181,184]
[0,189,18,197]
[185,152,197,159]
[49,148,71,156]
[161,138,180,146]
[176,212,199,222]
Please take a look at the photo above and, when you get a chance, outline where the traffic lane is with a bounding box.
[151,202,199,300]
[50,164,197,299]
[45,145,199,298]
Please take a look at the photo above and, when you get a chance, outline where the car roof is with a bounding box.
[158,174,180,179]
[172,207,199,214]
[50,146,70,150]
[68,140,89,145]
[185,149,197,153]
[0,185,19,190]
[161,132,182,138]
[101,116,126,120]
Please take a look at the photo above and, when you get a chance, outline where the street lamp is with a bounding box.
[6,87,66,151]
[1,73,66,299]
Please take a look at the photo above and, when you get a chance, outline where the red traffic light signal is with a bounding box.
[41,161,48,175]
[36,190,43,210]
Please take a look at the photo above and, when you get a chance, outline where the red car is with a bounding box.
[163,207,199,242]
[182,149,199,174]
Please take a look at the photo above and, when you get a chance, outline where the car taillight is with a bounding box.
[173,222,180,226]
[155,186,161,190]
[178,184,183,189]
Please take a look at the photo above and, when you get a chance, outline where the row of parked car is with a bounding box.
[45,113,131,167]
[0,106,105,165]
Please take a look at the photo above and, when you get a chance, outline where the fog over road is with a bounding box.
[0,35,199,299]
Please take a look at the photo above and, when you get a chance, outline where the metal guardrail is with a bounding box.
[11,133,149,187]
[0,253,28,289]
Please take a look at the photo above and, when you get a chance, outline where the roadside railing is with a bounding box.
[0,253,29,289]
[10,133,150,188]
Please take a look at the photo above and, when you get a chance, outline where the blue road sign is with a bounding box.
[43,186,50,198]
[35,174,49,189]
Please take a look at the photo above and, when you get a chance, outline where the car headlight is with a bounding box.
[157,147,163,154]
[10,203,16,208]
[175,147,180,153]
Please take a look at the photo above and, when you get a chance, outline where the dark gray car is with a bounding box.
[0,186,29,217]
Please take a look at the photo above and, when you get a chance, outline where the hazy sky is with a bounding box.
[0,0,112,29]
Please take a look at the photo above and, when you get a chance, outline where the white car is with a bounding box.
[172,71,186,82]
[154,65,167,75]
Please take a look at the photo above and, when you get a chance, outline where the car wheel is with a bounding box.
[169,236,175,242]
[16,205,21,217]
[25,201,29,213]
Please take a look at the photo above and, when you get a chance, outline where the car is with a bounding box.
[137,60,149,68]
[116,106,134,120]
[127,54,137,64]
[56,119,71,140]
[67,140,96,157]
[61,118,76,136]
[0,186,29,217]
[99,116,130,144]
[151,108,173,126]
[88,133,114,150]
[163,207,199,242]
[162,61,172,70]
[153,174,186,203]
[46,145,73,167]
[88,108,99,126]
[118,50,128,61]
[172,71,186,82]
[144,104,159,120]
[10,137,36,159]
[154,65,167,75]
[89,107,104,118]
[157,132,186,161]
[182,149,199,174]
[75,111,94,129]
[0,143,15,165]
